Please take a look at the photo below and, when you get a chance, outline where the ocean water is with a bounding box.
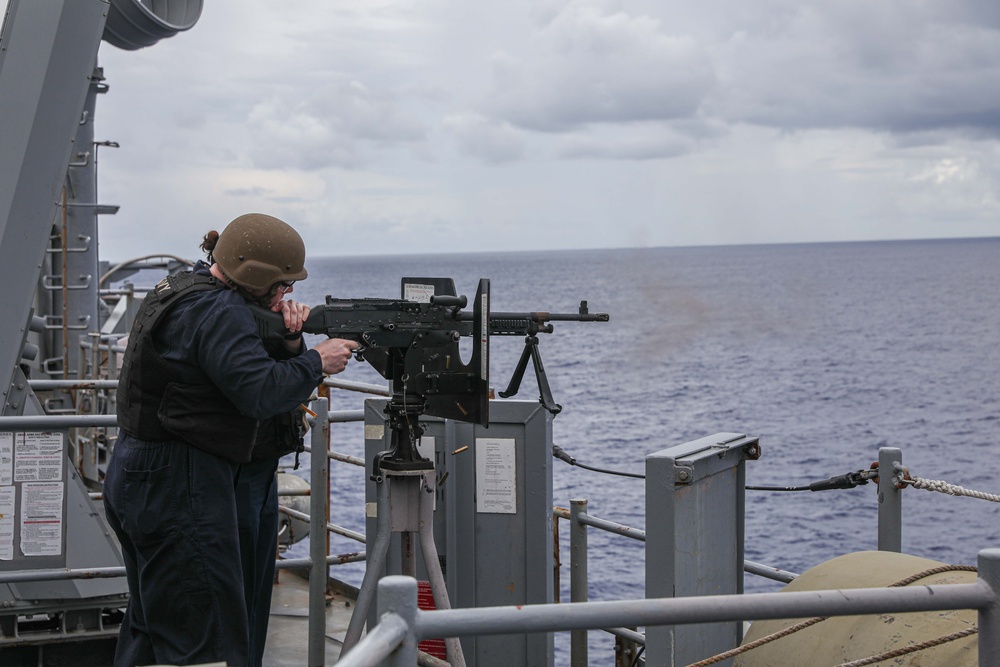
[284,237,1000,651]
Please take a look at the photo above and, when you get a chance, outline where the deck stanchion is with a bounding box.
[309,397,331,666]
[343,472,393,651]
[381,576,419,667]
[570,498,589,667]
[877,447,903,552]
[978,549,1000,666]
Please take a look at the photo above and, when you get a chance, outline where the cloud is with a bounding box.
[7,0,998,260]
[245,79,428,171]
[223,185,273,198]
[480,3,717,132]
[443,113,525,163]
[711,0,1000,137]
[458,0,999,161]
[555,126,694,160]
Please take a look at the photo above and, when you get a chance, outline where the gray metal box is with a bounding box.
[644,433,759,667]
[364,399,555,666]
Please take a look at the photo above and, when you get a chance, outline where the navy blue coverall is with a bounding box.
[103,264,323,667]
[237,338,307,667]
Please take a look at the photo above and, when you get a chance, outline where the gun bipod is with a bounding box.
[498,334,562,415]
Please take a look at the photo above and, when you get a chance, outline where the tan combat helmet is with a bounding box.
[213,213,308,291]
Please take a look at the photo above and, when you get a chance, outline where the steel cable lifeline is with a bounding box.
[551,448,997,665]
[553,448,1000,500]
[552,445,879,490]
[682,565,979,667]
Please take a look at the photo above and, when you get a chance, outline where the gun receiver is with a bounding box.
[252,277,608,472]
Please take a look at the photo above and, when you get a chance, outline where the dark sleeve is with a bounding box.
[188,297,323,420]
[263,337,307,362]
[252,336,312,459]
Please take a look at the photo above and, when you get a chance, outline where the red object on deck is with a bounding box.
[417,580,448,659]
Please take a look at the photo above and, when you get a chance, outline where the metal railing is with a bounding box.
[553,497,801,665]
[0,396,364,664]
[0,381,977,666]
[338,554,1000,666]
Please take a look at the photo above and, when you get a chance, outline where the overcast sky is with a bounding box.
[11,0,1000,259]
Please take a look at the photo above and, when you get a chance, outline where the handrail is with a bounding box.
[0,409,366,430]
[554,505,800,585]
[344,560,1000,665]
[2,385,921,665]
[0,566,125,583]
[0,554,367,585]
[276,554,367,569]
[29,379,118,390]
[0,415,116,428]
[26,376,391,396]
[323,377,391,396]
[336,610,410,667]
[556,500,803,663]
[575,509,646,541]
[743,559,798,584]
[278,505,366,544]
[418,581,996,638]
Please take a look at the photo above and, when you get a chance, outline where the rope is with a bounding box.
[683,565,978,667]
[684,617,829,666]
[904,476,1000,502]
[834,626,978,666]
[887,564,977,587]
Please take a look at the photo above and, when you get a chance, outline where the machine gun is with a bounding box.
[253,277,609,472]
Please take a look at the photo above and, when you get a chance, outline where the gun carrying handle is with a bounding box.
[430,294,467,308]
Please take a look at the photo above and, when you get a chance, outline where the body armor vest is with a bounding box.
[117,272,259,461]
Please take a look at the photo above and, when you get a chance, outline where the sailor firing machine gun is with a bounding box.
[253,277,609,474]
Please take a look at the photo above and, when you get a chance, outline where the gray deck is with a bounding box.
[264,569,356,666]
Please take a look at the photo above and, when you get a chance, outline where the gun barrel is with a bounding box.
[545,312,610,322]
[461,310,610,322]
[485,311,609,323]
[460,310,608,337]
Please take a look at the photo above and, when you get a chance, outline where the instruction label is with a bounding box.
[475,438,517,514]
[20,482,64,557]
[403,283,435,303]
[0,486,14,560]
[0,432,12,486]
[0,432,67,559]
[14,432,63,482]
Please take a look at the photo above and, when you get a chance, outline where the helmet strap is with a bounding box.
[218,268,279,308]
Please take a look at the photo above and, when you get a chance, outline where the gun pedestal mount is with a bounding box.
[375,391,433,473]
[342,418,467,666]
